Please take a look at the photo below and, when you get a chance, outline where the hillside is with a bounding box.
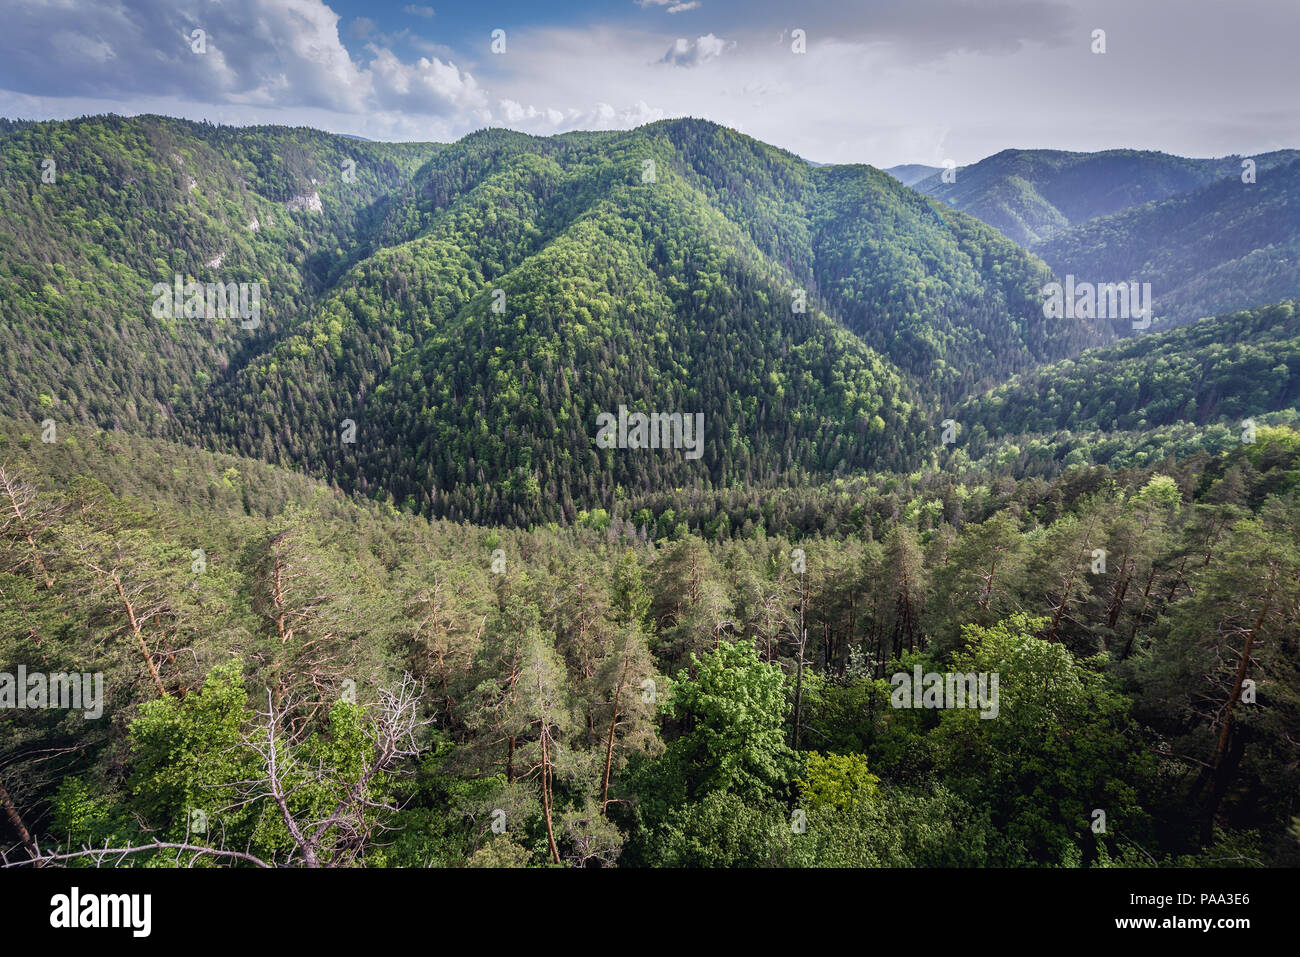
[883,164,941,187]
[0,115,1107,526]
[912,147,1300,245]
[906,147,1300,331]
[0,115,440,433]
[1034,161,1300,328]
[955,300,1300,472]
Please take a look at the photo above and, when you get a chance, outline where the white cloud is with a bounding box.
[403,5,435,18]
[0,0,483,121]
[660,33,734,67]
[495,97,663,133]
[3,0,1298,168]
[365,45,488,116]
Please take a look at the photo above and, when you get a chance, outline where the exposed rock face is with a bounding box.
[285,190,322,213]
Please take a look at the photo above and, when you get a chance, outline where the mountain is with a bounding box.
[911,147,1300,246]
[956,299,1300,470]
[2,114,1109,526]
[178,119,1110,523]
[909,147,1300,331]
[0,114,440,432]
[4,117,1300,875]
[1034,160,1300,328]
[883,163,941,187]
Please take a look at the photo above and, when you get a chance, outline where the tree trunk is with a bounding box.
[0,471,54,588]
[1106,554,1131,629]
[792,576,806,751]
[1122,566,1157,659]
[541,729,560,864]
[979,558,998,611]
[112,574,167,697]
[1201,584,1273,841]
[600,652,630,814]
[0,779,40,864]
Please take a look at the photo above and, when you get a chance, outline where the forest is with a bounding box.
[1,414,1296,867]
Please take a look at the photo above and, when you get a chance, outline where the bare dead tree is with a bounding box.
[0,465,62,589]
[249,529,354,735]
[0,777,41,864]
[3,840,272,869]
[84,551,171,698]
[514,650,563,865]
[232,675,432,868]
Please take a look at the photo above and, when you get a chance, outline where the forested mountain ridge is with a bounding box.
[961,300,1300,434]
[910,146,1300,330]
[0,114,440,432]
[4,114,1114,526]
[182,121,924,522]
[1034,160,1300,328]
[949,300,1300,485]
[912,147,1300,245]
[805,162,1105,394]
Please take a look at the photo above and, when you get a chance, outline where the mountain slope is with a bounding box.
[958,300,1300,447]
[913,147,1300,245]
[176,118,1107,524]
[0,114,440,431]
[1034,160,1300,328]
[884,164,941,187]
[807,163,1107,396]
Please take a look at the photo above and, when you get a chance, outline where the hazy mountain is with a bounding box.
[908,146,1300,331]
[912,147,1300,245]
[883,163,941,187]
[1035,160,1300,328]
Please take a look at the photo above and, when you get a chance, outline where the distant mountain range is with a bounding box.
[906,147,1300,328]
[2,114,1114,524]
[883,164,941,187]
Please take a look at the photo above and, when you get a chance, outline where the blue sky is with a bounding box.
[1,0,1297,167]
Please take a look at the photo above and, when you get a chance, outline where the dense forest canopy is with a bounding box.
[1,415,1297,867]
[914,147,1300,329]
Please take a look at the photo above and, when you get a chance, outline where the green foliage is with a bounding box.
[661,640,796,803]
[795,752,880,810]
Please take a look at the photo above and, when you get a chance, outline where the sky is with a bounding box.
[1,0,1297,168]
